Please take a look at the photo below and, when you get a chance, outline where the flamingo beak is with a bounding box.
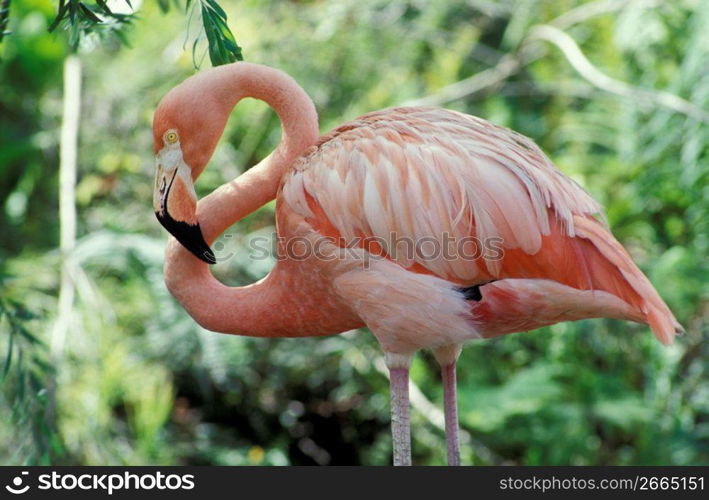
[153,163,216,265]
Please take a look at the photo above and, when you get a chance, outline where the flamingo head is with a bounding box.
[152,69,243,265]
[152,119,217,265]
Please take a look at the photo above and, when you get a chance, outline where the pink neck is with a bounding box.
[163,63,321,336]
[196,62,319,241]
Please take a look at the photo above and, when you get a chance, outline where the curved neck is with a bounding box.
[196,62,320,241]
[163,63,323,337]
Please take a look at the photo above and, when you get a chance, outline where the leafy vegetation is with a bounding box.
[0,0,706,465]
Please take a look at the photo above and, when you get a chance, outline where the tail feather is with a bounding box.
[573,215,684,345]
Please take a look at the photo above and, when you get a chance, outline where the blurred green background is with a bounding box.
[0,0,707,465]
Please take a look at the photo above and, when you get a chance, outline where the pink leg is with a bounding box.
[442,362,461,466]
[389,366,412,466]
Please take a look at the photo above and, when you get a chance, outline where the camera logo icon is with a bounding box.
[5,471,30,495]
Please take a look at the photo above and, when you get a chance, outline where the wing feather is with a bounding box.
[279,106,682,344]
[282,106,603,283]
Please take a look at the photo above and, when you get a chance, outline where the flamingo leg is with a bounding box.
[441,362,461,466]
[389,366,412,466]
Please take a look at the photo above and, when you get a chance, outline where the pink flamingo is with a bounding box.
[152,62,683,466]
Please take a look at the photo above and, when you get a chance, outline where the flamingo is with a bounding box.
[152,62,684,466]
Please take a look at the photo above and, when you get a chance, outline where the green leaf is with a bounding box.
[202,0,227,19]
[2,329,13,379]
[48,0,68,32]
[95,0,113,16]
[0,0,11,43]
[78,3,102,25]
[199,0,243,66]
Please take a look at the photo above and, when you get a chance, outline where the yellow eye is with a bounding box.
[165,131,179,144]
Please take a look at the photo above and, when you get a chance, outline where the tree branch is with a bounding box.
[549,0,659,31]
[527,24,709,123]
[400,0,667,109]
[401,51,533,107]
[51,55,82,359]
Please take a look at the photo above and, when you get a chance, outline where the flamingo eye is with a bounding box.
[165,131,179,144]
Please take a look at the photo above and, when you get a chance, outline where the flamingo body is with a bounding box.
[151,62,683,465]
[277,106,681,353]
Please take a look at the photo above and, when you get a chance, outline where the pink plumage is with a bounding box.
[280,106,682,346]
[152,62,683,465]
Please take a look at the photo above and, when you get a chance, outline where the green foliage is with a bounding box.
[2,0,241,66]
[198,0,243,66]
[0,280,62,464]
[0,0,11,43]
[156,0,243,66]
[47,0,134,50]
[0,0,707,465]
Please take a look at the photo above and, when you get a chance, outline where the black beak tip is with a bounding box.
[199,248,217,265]
[156,211,217,266]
